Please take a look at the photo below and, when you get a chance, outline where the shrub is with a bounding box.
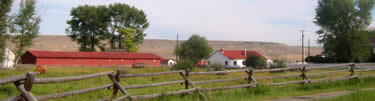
[171,60,194,71]
[269,59,286,72]
[210,63,225,71]
[244,55,267,69]
[270,59,286,69]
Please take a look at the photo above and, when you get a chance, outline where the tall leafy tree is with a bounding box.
[9,0,41,65]
[315,0,375,62]
[107,3,149,49]
[175,34,213,65]
[0,0,13,61]
[66,5,111,51]
[118,28,138,52]
[244,55,267,69]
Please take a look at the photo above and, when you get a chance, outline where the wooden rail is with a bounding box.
[120,70,184,78]
[2,63,375,101]
[123,80,184,89]
[33,71,113,84]
[0,75,26,85]
[36,84,113,100]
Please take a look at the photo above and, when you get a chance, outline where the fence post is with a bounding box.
[25,72,36,91]
[112,70,121,97]
[245,69,257,85]
[179,69,207,100]
[14,72,37,101]
[300,66,311,84]
[183,69,190,89]
[349,64,357,77]
[108,71,128,99]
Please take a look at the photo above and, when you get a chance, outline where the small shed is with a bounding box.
[161,59,176,67]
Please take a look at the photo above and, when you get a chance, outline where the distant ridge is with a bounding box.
[7,35,322,61]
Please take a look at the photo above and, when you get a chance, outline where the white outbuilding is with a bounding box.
[1,48,16,69]
[207,49,268,68]
[161,59,177,67]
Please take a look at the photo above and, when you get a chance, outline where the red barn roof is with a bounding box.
[219,50,263,59]
[27,50,161,59]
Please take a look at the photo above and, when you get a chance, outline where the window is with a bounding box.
[207,61,211,65]
[153,59,156,62]
[225,61,228,65]
[234,61,237,65]
[243,61,245,65]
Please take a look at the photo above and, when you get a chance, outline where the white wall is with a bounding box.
[168,60,176,66]
[1,48,15,69]
[207,51,230,66]
[207,51,247,68]
[225,59,246,68]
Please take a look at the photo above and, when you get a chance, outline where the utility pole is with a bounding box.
[308,38,311,57]
[301,30,305,64]
[176,34,179,63]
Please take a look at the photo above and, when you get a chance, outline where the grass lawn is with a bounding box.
[1,66,375,101]
[315,89,375,101]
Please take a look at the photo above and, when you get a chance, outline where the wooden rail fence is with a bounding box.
[1,63,375,101]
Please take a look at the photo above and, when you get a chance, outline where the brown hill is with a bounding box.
[7,35,322,61]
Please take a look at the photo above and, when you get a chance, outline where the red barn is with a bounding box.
[21,50,162,67]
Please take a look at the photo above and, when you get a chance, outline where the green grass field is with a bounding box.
[315,89,375,101]
[1,66,375,101]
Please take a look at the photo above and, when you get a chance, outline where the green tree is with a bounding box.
[66,5,111,51]
[171,59,194,71]
[107,3,149,49]
[0,0,13,61]
[244,55,267,69]
[118,28,138,52]
[315,0,375,62]
[9,0,40,65]
[175,34,213,65]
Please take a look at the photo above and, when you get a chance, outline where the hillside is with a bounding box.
[7,35,322,61]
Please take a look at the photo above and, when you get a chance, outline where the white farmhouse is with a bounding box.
[207,49,267,68]
[1,48,16,69]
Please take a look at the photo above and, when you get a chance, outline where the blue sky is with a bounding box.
[11,0,375,46]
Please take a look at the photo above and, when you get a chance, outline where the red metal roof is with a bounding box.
[198,60,207,66]
[27,50,161,59]
[219,50,263,59]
